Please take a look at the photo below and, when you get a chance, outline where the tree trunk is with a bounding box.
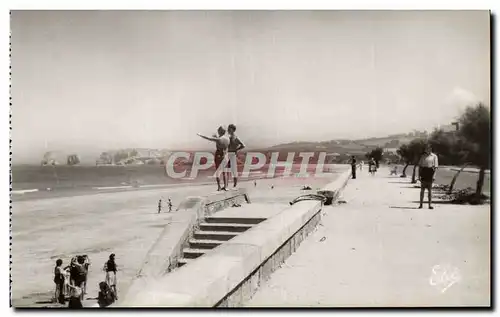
[411,164,418,183]
[475,167,486,200]
[401,163,410,177]
[448,163,471,194]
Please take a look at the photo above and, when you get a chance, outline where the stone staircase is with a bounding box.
[177,216,266,268]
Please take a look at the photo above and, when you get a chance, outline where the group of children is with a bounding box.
[53,253,118,308]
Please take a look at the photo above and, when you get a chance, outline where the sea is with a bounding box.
[11,164,337,201]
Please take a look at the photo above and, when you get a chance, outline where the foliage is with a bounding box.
[365,147,384,166]
[130,149,139,157]
[397,138,428,164]
[438,187,489,205]
[457,103,491,169]
[428,129,467,166]
[457,103,491,198]
[396,138,427,180]
[396,144,410,163]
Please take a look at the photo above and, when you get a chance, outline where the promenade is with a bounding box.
[247,167,490,307]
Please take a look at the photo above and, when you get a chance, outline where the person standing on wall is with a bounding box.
[197,126,230,191]
[227,124,246,188]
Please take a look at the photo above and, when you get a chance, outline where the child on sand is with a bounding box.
[53,259,65,304]
[67,285,83,308]
[97,281,116,307]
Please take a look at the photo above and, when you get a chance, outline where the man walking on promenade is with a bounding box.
[418,145,439,209]
[227,124,246,188]
[350,156,357,179]
[197,126,230,191]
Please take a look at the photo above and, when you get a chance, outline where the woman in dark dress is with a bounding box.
[104,253,118,299]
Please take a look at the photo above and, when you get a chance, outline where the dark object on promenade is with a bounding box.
[290,193,328,206]
[158,199,162,213]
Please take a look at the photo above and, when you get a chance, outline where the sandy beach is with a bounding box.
[11,170,340,307]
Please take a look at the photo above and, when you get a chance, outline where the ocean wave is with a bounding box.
[11,189,39,195]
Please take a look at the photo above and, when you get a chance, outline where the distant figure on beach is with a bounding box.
[168,198,173,212]
[104,254,118,299]
[418,145,438,209]
[350,156,357,179]
[368,158,377,175]
[360,160,364,171]
[197,126,230,191]
[227,124,246,188]
[254,180,257,187]
[97,281,115,307]
[53,259,66,304]
[158,199,162,213]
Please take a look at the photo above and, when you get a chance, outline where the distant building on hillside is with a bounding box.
[384,148,399,154]
[437,124,458,133]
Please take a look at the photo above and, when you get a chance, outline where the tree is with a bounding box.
[457,103,491,200]
[407,139,428,183]
[366,147,384,167]
[397,144,411,177]
[428,129,467,166]
[130,149,139,157]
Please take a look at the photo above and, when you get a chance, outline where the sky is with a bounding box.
[11,10,490,163]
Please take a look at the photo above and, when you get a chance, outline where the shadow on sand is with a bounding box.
[410,200,454,205]
[388,181,414,184]
[389,206,420,210]
[34,300,55,304]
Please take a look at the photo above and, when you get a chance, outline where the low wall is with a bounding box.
[117,188,249,306]
[317,166,352,204]
[119,168,351,307]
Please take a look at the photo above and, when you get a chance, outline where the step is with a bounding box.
[193,230,238,241]
[188,239,223,250]
[177,258,192,268]
[204,217,266,225]
[182,248,208,259]
[199,223,254,232]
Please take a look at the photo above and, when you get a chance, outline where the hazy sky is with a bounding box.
[11,10,490,162]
